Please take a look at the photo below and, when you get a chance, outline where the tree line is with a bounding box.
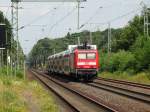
[0,11,24,67]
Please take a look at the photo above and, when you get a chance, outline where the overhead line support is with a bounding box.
[143,5,150,38]
[11,1,19,71]
[11,0,86,71]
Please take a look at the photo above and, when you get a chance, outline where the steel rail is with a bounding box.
[87,82,150,104]
[97,77,150,89]
[33,70,120,112]
[30,70,80,112]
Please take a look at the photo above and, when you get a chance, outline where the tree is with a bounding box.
[132,36,150,71]
[66,32,71,39]
[0,10,23,66]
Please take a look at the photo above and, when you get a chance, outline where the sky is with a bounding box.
[0,0,149,54]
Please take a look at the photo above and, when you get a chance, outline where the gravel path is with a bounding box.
[22,91,40,112]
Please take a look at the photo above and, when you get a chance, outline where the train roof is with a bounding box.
[48,44,97,59]
[68,44,97,51]
[48,50,70,59]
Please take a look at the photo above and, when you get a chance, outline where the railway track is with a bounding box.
[86,78,150,104]
[30,70,119,112]
[30,70,79,112]
[97,77,150,89]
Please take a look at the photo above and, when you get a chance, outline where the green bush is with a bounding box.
[0,66,7,76]
[99,52,115,72]
[99,51,108,71]
[2,78,12,86]
[0,67,24,79]
[132,36,150,71]
[16,69,24,79]
[100,71,150,84]
[0,90,26,112]
[100,50,136,73]
[111,50,135,72]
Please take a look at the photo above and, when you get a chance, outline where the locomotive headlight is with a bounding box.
[77,62,96,65]
[77,62,85,65]
[89,62,96,65]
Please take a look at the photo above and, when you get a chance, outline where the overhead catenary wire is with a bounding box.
[5,6,10,19]
[81,7,142,30]
[0,5,11,19]
[70,2,142,31]
[18,8,56,30]
[47,6,77,36]
[107,7,142,23]
[18,1,65,30]
[0,5,11,7]
[79,6,103,29]
[79,2,140,29]
[0,0,143,46]
[80,7,142,55]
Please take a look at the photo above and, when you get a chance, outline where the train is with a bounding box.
[47,43,99,80]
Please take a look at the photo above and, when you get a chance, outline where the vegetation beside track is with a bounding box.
[0,11,24,66]
[99,71,150,85]
[0,67,59,112]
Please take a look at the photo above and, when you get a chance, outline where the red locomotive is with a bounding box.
[47,43,99,80]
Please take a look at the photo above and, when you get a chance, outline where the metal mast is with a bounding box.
[108,22,111,53]
[11,0,86,71]
[77,0,80,45]
[141,1,150,38]
[11,0,19,69]
[144,7,150,37]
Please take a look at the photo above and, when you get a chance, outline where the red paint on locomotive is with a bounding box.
[47,45,99,80]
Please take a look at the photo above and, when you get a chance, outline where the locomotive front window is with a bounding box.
[78,53,86,59]
[87,53,96,59]
[78,53,96,59]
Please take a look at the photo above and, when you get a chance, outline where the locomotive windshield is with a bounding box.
[78,53,96,59]
[78,53,86,59]
[87,53,96,59]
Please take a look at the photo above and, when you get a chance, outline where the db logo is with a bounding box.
[85,62,89,65]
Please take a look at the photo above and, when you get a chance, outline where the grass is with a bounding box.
[0,67,59,112]
[99,71,150,85]
[0,90,27,112]
[0,77,27,112]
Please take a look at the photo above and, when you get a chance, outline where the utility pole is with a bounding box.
[11,2,14,76]
[90,31,92,44]
[144,8,150,37]
[77,0,80,45]
[53,48,56,54]
[2,49,3,66]
[108,22,111,53]
[11,1,19,71]
[6,30,9,76]
[0,24,6,68]
[0,49,2,67]
[142,2,150,37]
[24,58,26,80]
[16,2,19,69]
[89,23,92,44]
[77,0,80,29]
[0,48,5,67]
[77,36,80,45]
[11,0,86,70]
